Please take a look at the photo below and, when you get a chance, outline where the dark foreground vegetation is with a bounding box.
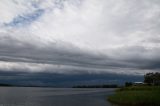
[108,72,160,106]
[108,86,160,106]
[73,84,118,88]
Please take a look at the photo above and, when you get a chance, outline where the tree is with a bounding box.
[144,72,160,85]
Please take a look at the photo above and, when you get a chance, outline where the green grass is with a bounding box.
[108,86,160,106]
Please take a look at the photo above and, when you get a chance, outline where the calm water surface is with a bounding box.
[0,87,115,106]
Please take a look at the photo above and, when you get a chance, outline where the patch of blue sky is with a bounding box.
[5,9,45,27]
[30,0,42,9]
[53,0,83,10]
[54,0,65,9]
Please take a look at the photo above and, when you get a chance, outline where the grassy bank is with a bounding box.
[108,86,160,106]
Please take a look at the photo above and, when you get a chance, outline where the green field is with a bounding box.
[108,86,160,106]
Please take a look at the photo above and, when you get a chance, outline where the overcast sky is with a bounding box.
[0,0,160,76]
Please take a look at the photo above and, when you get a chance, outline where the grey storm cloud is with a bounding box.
[0,0,160,76]
[0,33,159,75]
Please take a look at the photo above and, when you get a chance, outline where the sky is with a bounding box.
[0,0,160,86]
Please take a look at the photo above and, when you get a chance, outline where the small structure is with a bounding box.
[133,82,144,86]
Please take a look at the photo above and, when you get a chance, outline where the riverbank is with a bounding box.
[108,86,160,106]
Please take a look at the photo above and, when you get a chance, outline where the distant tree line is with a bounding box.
[0,83,13,87]
[72,84,118,88]
[125,72,160,87]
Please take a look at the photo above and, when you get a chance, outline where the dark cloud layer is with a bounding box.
[0,71,143,87]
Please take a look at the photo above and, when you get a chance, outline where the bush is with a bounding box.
[125,82,133,87]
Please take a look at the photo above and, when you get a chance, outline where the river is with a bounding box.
[0,87,115,106]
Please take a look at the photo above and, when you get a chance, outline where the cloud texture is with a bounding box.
[0,0,160,76]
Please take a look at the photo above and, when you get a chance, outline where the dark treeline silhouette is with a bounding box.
[72,84,118,88]
[0,83,13,87]
[124,72,160,87]
[144,72,160,85]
